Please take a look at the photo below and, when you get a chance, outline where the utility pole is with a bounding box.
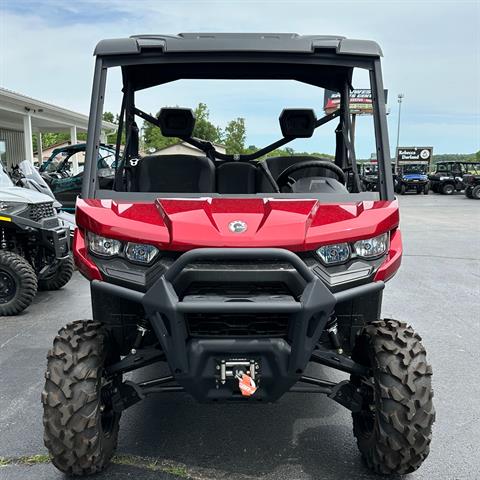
[396,93,404,153]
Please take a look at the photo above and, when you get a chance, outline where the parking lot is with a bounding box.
[0,193,478,480]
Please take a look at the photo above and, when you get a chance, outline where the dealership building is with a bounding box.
[0,87,115,168]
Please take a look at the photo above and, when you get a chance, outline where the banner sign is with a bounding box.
[323,89,388,115]
[396,147,433,165]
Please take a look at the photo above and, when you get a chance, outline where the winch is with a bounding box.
[216,358,260,392]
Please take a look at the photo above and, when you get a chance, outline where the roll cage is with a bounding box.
[83,34,394,201]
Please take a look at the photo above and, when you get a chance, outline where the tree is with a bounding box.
[102,111,115,123]
[192,103,222,143]
[103,111,123,144]
[224,117,246,155]
[143,114,179,151]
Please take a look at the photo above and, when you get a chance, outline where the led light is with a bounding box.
[354,233,389,259]
[125,242,159,264]
[317,243,351,265]
[87,232,122,257]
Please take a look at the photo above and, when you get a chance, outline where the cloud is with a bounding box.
[0,0,478,155]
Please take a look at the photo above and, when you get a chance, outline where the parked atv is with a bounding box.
[395,163,429,195]
[463,173,480,199]
[10,160,76,243]
[0,164,73,315]
[42,33,435,476]
[429,161,480,195]
[39,143,116,211]
[358,161,395,191]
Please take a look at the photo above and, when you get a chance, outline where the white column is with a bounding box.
[23,114,34,164]
[37,132,43,166]
[70,125,77,145]
[70,125,78,173]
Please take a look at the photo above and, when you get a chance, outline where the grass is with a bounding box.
[0,454,50,467]
[113,454,190,477]
[0,453,191,477]
[17,454,50,465]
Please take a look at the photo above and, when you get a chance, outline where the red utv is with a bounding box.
[42,33,435,476]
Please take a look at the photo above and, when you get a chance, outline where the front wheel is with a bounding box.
[0,250,37,316]
[38,254,74,291]
[442,183,455,195]
[42,320,121,475]
[351,319,435,475]
[471,185,480,199]
[399,184,406,195]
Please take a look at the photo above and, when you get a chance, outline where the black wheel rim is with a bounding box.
[357,382,376,438]
[100,375,120,437]
[0,269,16,304]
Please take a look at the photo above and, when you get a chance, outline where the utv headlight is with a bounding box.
[87,232,122,257]
[316,243,351,265]
[354,233,389,259]
[0,201,28,214]
[125,242,159,264]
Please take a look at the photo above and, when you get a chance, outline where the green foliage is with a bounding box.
[102,111,115,123]
[32,132,70,152]
[431,153,478,164]
[143,103,229,152]
[224,117,246,154]
[192,103,222,143]
[247,145,334,161]
[103,111,124,144]
[143,114,179,151]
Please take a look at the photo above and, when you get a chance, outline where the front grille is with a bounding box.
[28,202,55,222]
[184,281,292,298]
[186,312,290,337]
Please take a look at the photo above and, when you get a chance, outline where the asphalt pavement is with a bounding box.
[0,193,479,480]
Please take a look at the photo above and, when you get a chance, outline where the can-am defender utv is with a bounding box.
[0,164,72,315]
[42,33,435,476]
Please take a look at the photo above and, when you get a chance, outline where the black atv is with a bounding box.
[0,165,73,315]
[429,161,480,195]
[464,173,480,199]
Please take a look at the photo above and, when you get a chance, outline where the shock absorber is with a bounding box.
[130,319,149,355]
[326,315,343,354]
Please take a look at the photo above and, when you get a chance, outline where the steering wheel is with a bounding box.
[276,158,346,191]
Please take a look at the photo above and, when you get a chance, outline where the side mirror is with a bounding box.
[158,108,196,138]
[279,109,316,138]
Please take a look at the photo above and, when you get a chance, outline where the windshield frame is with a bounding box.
[83,50,394,201]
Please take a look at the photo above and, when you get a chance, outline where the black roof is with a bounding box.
[94,33,382,57]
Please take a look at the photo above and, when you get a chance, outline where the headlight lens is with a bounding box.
[0,201,27,214]
[87,232,122,257]
[125,242,159,264]
[316,243,350,265]
[354,233,389,258]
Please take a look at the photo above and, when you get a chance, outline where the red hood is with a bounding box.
[76,197,399,251]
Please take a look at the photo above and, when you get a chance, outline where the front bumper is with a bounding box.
[402,179,428,187]
[1,213,70,259]
[92,248,384,402]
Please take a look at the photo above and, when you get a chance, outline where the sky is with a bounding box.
[0,0,479,157]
